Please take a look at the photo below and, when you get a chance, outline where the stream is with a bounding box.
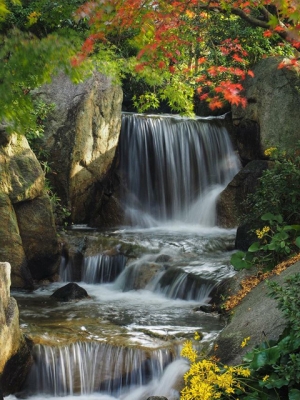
[6,113,240,400]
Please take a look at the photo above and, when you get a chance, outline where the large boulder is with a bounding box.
[217,160,271,228]
[34,72,123,224]
[51,282,89,302]
[0,131,60,287]
[212,262,300,366]
[232,57,300,157]
[0,262,32,395]
[14,195,60,281]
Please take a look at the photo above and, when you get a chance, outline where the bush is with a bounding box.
[180,274,300,400]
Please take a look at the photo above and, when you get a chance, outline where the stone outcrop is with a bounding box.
[211,262,300,366]
[232,57,300,159]
[218,56,300,228]
[0,262,32,395]
[216,160,271,228]
[0,131,60,288]
[34,71,123,224]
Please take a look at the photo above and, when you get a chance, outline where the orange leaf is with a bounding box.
[263,30,273,37]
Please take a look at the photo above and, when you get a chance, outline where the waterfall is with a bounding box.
[25,342,175,397]
[82,254,127,284]
[10,113,240,400]
[59,254,127,284]
[119,113,240,226]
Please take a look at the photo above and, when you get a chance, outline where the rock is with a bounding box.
[147,397,169,400]
[0,194,32,288]
[51,282,89,302]
[0,262,32,395]
[131,262,164,290]
[34,71,123,224]
[216,160,271,228]
[14,195,60,281]
[235,221,260,251]
[155,254,172,263]
[232,57,300,156]
[211,261,300,365]
[0,133,45,203]
[0,131,59,288]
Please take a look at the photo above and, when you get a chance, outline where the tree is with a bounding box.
[0,0,92,134]
[0,1,299,128]
[74,0,300,113]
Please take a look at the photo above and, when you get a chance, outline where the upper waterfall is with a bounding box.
[119,113,240,227]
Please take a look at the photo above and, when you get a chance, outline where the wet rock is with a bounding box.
[51,283,89,302]
[155,254,172,263]
[147,397,169,400]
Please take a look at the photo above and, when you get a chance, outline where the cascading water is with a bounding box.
[119,113,240,226]
[6,113,240,400]
[24,342,175,397]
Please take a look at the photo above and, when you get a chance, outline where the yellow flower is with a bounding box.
[27,11,41,25]
[181,340,198,362]
[264,147,277,157]
[262,374,269,382]
[241,336,251,348]
[255,226,270,239]
[194,331,201,341]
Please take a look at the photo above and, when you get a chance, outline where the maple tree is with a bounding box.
[0,0,299,130]
[74,0,300,113]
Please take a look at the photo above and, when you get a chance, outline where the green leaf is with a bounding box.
[261,213,283,223]
[295,236,300,248]
[230,251,252,270]
[250,346,281,369]
[261,212,276,221]
[284,224,300,231]
[248,242,261,252]
[267,242,276,250]
[289,389,300,400]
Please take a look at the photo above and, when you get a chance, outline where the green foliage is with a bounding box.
[181,275,300,399]
[25,99,55,143]
[0,0,88,37]
[232,148,300,272]
[231,213,300,271]
[246,148,300,225]
[0,28,92,134]
[242,274,300,399]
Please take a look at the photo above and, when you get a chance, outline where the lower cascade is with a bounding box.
[24,342,176,397]
[6,113,240,400]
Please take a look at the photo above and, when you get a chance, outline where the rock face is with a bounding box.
[0,262,32,395]
[217,56,300,228]
[212,262,300,365]
[0,131,60,288]
[216,160,271,228]
[34,72,123,224]
[232,57,300,158]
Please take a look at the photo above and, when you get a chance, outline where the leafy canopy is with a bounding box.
[74,0,299,114]
[0,0,299,131]
[0,0,93,134]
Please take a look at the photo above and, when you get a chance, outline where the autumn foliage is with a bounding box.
[74,0,300,113]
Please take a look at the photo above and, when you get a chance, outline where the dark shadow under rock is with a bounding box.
[50,283,89,302]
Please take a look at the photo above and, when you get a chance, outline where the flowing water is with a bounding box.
[6,113,240,400]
